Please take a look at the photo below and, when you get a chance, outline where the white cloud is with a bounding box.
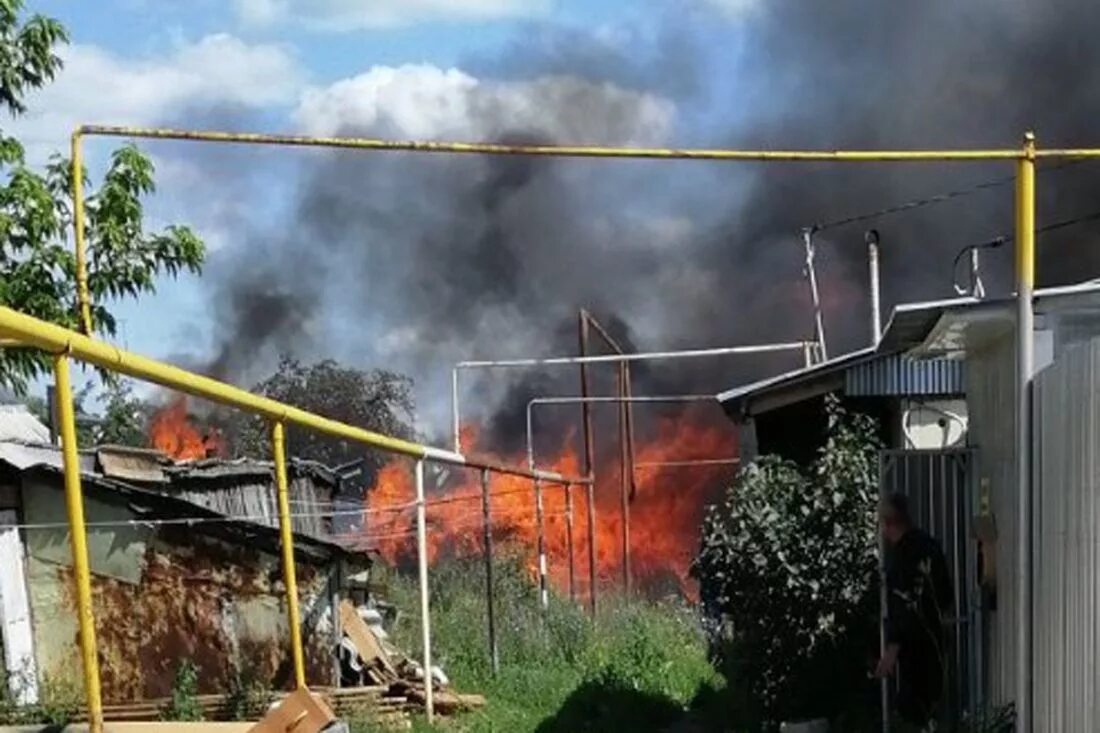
[235,0,550,30]
[293,63,675,145]
[13,34,303,162]
[702,0,762,19]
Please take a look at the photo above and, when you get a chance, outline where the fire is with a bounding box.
[148,396,226,461]
[358,405,736,600]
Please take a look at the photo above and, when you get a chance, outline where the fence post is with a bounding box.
[271,421,307,689]
[535,478,548,611]
[414,460,435,722]
[480,469,499,675]
[53,355,104,733]
[565,483,575,603]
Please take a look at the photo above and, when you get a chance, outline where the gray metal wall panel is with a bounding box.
[964,336,1017,709]
[846,355,965,397]
[1032,338,1100,732]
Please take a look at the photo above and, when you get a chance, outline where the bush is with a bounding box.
[692,396,880,727]
[161,660,203,721]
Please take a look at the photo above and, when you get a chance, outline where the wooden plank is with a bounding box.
[245,689,335,733]
[338,600,397,677]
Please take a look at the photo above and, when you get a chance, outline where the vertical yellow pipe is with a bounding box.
[53,355,103,733]
[271,421,307,690]
[1014,131,1036,733]
[70,132,92,336]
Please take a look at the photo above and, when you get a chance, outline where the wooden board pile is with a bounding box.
[337,600,485,724]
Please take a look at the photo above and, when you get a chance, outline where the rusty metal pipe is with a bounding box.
[578,315,597,616]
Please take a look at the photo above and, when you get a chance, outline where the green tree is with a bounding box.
[0,0,204,393]
[92,378,148,446]
[692,396,881,728]
[230,356,416,481]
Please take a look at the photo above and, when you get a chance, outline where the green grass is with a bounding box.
[348,553,724,732]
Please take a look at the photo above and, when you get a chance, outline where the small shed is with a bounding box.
[0,440,371,705]
[718,299,970,465]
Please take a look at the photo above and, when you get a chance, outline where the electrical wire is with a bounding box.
[960,208,1100,253]
[811,159,1091,233]
[0,481,574,533]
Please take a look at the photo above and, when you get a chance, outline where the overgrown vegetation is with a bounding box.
[0,668,82,725]
[160,660,203,721]
[225,662,273,721]
[351,553,723,732]
[692,396,881,729]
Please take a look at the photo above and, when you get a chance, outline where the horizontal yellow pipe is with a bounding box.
[77,125,1023,162]
[1035,148,1100,158]
[0,305,591,484]
[0,305,431,459]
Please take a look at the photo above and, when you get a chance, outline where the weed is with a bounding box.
[372,552,721,732]
[160,659,203,721]
[225,662,272,721]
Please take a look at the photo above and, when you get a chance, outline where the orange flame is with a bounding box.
[359,405,735,600]
[148,396,226,461]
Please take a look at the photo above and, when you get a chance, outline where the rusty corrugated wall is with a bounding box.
[20,475,357,702]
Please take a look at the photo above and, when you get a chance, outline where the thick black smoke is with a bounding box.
[202,0,1100,450]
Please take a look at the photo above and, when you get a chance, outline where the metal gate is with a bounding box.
[879,448,981,727]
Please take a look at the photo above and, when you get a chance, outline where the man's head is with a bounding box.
[880,492,912,545]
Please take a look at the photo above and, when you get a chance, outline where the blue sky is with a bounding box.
[16,0,758,417]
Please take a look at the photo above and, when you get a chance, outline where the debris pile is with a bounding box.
[337,599,485,722]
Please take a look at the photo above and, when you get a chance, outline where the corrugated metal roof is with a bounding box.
[845,353,965,396]
[718,282,1100,414]
[0,405,50,443]
[715,347,875,404]
[0,440,363,561]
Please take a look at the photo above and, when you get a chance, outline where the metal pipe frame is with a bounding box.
[634,458,740,468]
[526,395,725,475]
[64,124,1057,732]
[414,460,434,722]
[580,310,634,597]
[578,315,597,617]
[451,341,811,453]
[479,469,499,676]
[526,394,727,608]
[1015,133,1036,731]
[52,355,103,733]
[271,421,306,690]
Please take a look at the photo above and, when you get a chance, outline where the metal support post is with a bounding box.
[451,367,461,454]
[578,313,598,615]
[565,483,575,603]
[585,482,597,616]
[534,478,548,611]
[623,363,637,497]
[867,229,882,344]
[414,460,434,722]
[70,133,93,336]
[272,421,307,689]
[616,366,632,595]
[479,469,498,675]
[802,227,828,360]
[54,355,103,733]
[1014,132,1036,733]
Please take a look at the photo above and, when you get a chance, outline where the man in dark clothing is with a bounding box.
[875,493,954,730]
